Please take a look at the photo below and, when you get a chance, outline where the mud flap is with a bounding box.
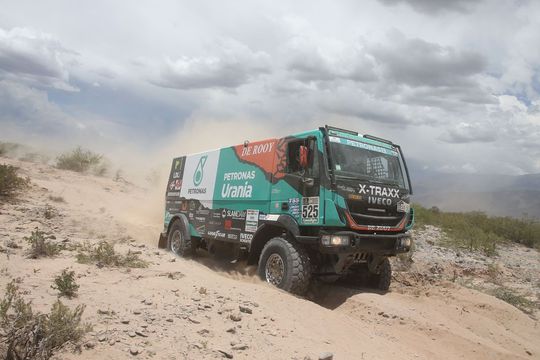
[158,233,167,249]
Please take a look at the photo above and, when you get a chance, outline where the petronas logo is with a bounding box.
[193,156,207,186]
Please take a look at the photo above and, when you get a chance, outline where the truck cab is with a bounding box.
[159,125,414,294]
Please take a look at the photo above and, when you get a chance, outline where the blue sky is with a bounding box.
[0,0,539,174]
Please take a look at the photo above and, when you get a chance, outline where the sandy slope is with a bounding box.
[1,157,539,360]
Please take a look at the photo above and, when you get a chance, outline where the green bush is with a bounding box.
[493,287,536,315]
[76,241,147,268]
[0,142,21,157]
[51,269,80,298]
[25,228,62,258]
[0,164,29,198]
[0,280,90,360]
[414,204,540,252]
[56,147,108,175]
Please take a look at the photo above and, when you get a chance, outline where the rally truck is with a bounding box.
[158,125,414,294]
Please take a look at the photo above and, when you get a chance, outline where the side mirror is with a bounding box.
[299,145,309,169]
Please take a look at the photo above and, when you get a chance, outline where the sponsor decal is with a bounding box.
[193,156,207,186]
[397,200,410,213]
[358,184,400,206]
[221,209,246,220]
[171,157,185,179]
[180,152,219,203]
[329,136,398,157]
[358,184,400,198]
[227,233,238,240]
[221,182,253,198]
[288,198,300,217]
[221,171,256,199]
[240,233,253,244]
[240,142,274,157]
[223,171,256,181]
[264,214,280,221]
[196,209,210,216]
[194,216,206,222]
[302,197,320,224]
[207,230,226,239]
[167,191,180,197]
[233,139,280,179]
[245,209,259,233]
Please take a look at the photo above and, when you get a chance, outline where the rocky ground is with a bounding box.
[1,156,539,360]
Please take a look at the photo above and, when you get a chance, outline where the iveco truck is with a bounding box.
[158,125,414,294]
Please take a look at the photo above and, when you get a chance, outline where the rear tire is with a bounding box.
[370,257,391,291]
[258,237,311,295]
[167,220,192,257]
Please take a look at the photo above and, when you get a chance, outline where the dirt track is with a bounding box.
[1,157,539,359]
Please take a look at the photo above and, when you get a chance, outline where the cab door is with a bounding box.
[270,136,322,225]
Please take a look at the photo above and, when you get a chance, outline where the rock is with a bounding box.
[129,347,140,355]
[135,330,148,338]
[144,299,153,305]
[128,331,136,338]
[84,342,96,349]
[226,327,236,334]
[218,350,234,359]
[97,309,113,315]
[166,318,173,323]
[121,319,130,324]
[188,316,201,324]
[319,352,333,360]
[97,334,107,342]
[229,312,242,322]
[239,305,252,314]
[198,329,210,336]
[199,287,207,295]
[109,339,116,346]
[232,344,248,351]
[169,258,176,262]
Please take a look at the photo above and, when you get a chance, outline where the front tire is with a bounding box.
[257,237,311,295]
[167,220,192,257]
[370,257,392,291]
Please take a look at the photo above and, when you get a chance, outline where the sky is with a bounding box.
[1,0,539,175]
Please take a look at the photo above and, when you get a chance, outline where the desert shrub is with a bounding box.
[493,287,536,315]
[19,152,50,164]
[25,228,62,258]
[51,269,79,298]
[76,241,147,268]
[48,195,65,203]
[413,204,540,252]
[0,164,29,198]
[0,280,90,360]
[56,147,108,175]
[0,142,21,157]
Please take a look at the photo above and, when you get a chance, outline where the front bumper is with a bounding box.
[296,231,411,255]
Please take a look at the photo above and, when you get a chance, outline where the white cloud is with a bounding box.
[152,39,270,90]
[0,27,77,91]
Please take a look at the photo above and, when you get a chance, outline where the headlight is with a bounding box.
[400,238,411,247]
[321,235,350,246]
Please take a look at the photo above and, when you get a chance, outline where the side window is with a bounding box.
[286,138,319,176]
[287,140,304,174]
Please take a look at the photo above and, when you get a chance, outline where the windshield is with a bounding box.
[329,136,407,188]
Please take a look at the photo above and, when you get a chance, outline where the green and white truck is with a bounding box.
[158,125,414,294]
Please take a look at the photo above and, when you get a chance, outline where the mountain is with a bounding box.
[409,168,540,219]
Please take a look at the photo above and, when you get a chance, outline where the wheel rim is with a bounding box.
[265,253,285,286]
[170,230,183,255]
